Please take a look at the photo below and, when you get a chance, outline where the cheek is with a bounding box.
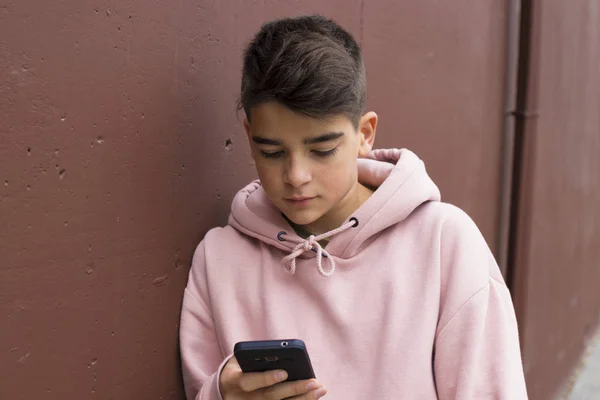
[255,163,282,193]
[315,158,357,195]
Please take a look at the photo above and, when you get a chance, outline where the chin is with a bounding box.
[283,209,322,226]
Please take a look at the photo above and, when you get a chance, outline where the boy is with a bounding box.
[180,15,528,399]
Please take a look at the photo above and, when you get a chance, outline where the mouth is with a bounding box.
[284,196,316,207]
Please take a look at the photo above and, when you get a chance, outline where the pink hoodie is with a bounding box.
[180,149,528,399]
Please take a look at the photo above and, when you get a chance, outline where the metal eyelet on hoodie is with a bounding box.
[277,231,287,242]
[350,217,359,227]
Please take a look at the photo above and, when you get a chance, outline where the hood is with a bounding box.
[228,148,441,273]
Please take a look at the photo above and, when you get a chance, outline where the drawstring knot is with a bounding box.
[302,236,317,252]
[278,218,358,277]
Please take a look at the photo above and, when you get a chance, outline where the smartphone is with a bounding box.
[234,339,316,381]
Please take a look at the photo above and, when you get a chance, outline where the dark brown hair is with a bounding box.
[238,15,366,127]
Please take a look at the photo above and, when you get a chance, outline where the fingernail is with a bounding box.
[306,381,320,390]
[275,370,287,381]
[314,386,327,398]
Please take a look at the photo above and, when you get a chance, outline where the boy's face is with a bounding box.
[244,101,377,234]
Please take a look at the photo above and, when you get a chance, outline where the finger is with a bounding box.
[261,379,324,400]
[224,356,240,370]
[238,369,288,392]
[220,357,244,393]
[287,385,328,400]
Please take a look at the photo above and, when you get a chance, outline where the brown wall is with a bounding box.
[362,1,508,253]
[511,1,600,399]
[2,1,594,399]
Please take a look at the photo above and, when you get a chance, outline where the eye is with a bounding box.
[313,148,339,157]
[260,150,285,159]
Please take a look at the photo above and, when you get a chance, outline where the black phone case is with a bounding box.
[234,339,316,381]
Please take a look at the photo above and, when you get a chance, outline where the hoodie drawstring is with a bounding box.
[278,218,358,277]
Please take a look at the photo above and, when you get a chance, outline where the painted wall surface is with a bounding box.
[1,1,535,399]
[511,1,600,399]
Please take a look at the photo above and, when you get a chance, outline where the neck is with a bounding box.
[302,182,373,235]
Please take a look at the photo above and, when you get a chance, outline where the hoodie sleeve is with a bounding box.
[180,241,230,400]
[433,207,528,399]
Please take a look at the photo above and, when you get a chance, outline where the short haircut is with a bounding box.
[238,15,366,127]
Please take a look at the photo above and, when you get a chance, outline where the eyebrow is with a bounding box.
[304,131,345,145]
[251,137,282,145]
[252,132,345,146]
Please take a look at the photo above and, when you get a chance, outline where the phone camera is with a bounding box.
[281,341,289,347]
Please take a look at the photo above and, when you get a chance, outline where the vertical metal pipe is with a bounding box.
[497,0,522,280]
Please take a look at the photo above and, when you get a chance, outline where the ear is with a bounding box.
[357,111,377,157]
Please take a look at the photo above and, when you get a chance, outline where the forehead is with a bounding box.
[248,102,353,138]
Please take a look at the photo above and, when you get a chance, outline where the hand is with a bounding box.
[219,356,327,399]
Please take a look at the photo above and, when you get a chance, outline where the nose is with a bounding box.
[284,154,312,188]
